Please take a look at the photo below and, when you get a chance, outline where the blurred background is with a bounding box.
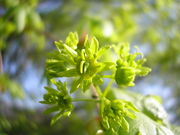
[0,0,179,134]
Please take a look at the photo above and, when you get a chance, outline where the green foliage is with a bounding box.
[171,126,180,135]
[115,43,151,87]
[0,74,24,98]
[118,112,174,135]
[0,0,44,50]
[42,32,152,134]
[46,32,113,92]
[141,95,168,125]
[109,89,176,135]
[0,0,179,134]
[40,80,73,125]
[101,99,139,134]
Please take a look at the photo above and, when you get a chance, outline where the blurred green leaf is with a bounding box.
[15,6,27,33]
[0,74,24,98]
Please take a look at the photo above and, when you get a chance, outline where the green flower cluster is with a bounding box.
[42,32,151,129]
[115,43,151,87]
[101,98,139,134]
[46,32,113,92]
[40,80,73,125]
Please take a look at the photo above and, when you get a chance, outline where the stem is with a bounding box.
[94,85,102,97]
[72,98,100,102]
[103,80,113,97]
[90,85,101,116]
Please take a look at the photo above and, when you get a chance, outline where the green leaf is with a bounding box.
[70,77,83,93]
[96,45,111,59]
[57,68,78,77]
[65,32,78,49]
[50,111,71,126]
[54,41,63,53]
[126,101,140,112]
[82,79,92,92]
[101,62,115,71]
[121,117,129,132]
[54,81,67,94]
[0,74,24,98]
[84,35,93,57]
[44,106,60,114]
[55,41,77,57]
[63,43,77,57]
[171,125,180,135]
[111,89,174,135]
[136,67,152,76]
[102,117,110,129]
[156,126,174,135]
[39,101,51,104]
[28,10,44,30]
[125,110,137,119]
[44,86,58,94]
[15,6,26,32]
[50,112,63,125]
[118,43,130,58]
[92,75,103,85]
[141,95,168,123]
[117,112,174,135]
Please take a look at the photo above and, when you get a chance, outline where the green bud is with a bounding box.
[115,67,135,87]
